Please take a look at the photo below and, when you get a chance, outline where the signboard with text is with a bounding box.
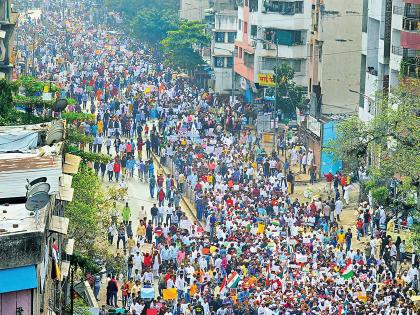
[258,73,275,87]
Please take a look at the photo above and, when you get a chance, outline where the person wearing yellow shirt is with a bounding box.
[97,119,103,135]
[137,223,146,238]
[190,280,198,296]
[337,227,346,245]
[127,235,136,253]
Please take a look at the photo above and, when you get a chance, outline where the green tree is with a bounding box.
[131,9,178,47]
[161,20,210,71]
[105,0,179,20]
[273,64,305,115]
[65,166,111,254]
[0,79,16,117]
[327,82,420,181]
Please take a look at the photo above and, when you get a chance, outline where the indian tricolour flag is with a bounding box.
[340,262,354,280]
[219,276,227,296]
[227,271,240,288]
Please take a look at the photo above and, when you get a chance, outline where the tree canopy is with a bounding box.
[273,64,306,115]
[131,9,178,47]
[327,82,420,182]
[161,20,210,71]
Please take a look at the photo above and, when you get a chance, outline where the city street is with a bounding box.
[1,0,417,315]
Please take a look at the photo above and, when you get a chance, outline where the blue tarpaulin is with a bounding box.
[0,265,38,293]
[0,129,38,152]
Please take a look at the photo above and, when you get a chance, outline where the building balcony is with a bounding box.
[259,41,307,59]
[400,29,420,49]
[400,57,420,79]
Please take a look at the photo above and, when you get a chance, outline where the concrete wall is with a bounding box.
[319,0,363,115]
[0,231,45,270]
[180,0,209,21]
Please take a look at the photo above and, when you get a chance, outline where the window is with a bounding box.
[250,25,257,37]
[244,52,254,68]
[227,32,236,43]
[226,57,234,68]
[263,1,304,15]
[215,32,225,43]
[244,22,248,34]
[214,57,225,68]
[249,0,259,12]
[234,46,239,57]
[265,29,303,46]
[262,58,302,72]
[239,47,243,58]
[245,0,249,7]
[238,19,242,30]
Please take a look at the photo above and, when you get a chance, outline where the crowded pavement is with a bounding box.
[16,0,419,314]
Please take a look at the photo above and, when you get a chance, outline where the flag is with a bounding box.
[219,276,227,296]
[51,246,61,281]
[162,288,177,300]
[227,271,240,288]
[341,262,354,280]
[272,220,280,227]
[265,264,271,286]
[141,287,155,299]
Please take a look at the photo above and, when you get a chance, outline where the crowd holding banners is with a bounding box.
[17,0,419,314]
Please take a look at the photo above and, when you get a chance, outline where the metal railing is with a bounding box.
[403,17,420,32]
[391,45,419,57]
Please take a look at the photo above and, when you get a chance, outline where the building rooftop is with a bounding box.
[0,203,47,235]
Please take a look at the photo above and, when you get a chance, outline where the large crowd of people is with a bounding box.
[18,0,419,314]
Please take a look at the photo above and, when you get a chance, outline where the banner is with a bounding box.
[258,73,275,87]
[163,288,177,300]
[141,287,155,299]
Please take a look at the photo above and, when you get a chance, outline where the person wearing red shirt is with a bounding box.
[226,198,234,208]
[113,160,121,182]
[324,171,333,193]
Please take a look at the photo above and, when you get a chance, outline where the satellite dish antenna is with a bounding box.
[25,179,50,211]
[52,98,68,112]
[46,120,65,145]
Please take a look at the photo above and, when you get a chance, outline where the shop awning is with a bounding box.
[0,265,37,293]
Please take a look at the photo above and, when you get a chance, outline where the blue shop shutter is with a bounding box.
[0,265,38,294]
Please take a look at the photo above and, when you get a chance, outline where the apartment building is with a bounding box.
[211,9,237,94]
[390,0,420,91]
[0,0,17,79]
[307,0,363,117]
[234,0,311,102]
[359,0,420,122]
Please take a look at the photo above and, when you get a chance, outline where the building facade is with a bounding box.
[179,0,210,21]
[359,0,420,122]
[0,122,74,315]
[234,0,310,103]
[307,0,363,117]
[0,0,17,79]
[211,10,237,94]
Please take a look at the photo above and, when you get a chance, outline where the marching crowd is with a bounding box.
[19,0,419,314]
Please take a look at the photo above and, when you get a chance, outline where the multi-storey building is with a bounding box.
[299,0,363,176]
[0,122,76,315]
[307,0,363,117]
[0,0,17,79]
[390,0,420,90]
[211,9,237,94]
[234,0,311,102]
